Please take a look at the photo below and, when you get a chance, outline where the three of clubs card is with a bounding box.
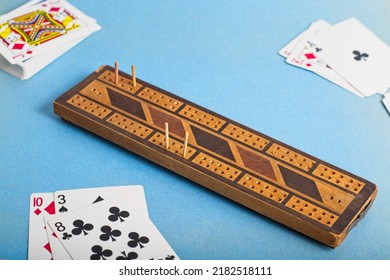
[0,0,100,79]
[279,18,390,100]
[28,186,179,260]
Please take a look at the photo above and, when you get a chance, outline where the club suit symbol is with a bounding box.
[353,50,369,61]
[108,206,130,222]
[90,245,113,260]
[71,219,94,236]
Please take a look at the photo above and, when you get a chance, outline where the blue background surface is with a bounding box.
[1,0,390,260]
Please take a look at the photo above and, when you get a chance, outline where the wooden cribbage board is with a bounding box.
[54,65,377,247]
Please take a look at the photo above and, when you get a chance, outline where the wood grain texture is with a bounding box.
[53,65,378,247]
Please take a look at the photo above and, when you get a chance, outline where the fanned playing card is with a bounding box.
[47,192,179,260]
[53,185,148,217]
[44,216,72,260]
[281,20,364,97]
[28,192,55,260]
[285,20,331,72]
[278,24,307,58]
[304,17,390,96]
[47,185,148,260]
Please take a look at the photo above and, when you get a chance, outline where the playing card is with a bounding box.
[0,35,83,79]
[48,185,148,259]
[286,20,331,72]
[278,25,307,58]
[47,192,179,260]
[304,17,390,96]
[314,69,365,97]
[54,185,148,218]
[44,216,72,260]
[281,19,366,97]
[28,192,55,260]
[0,0,100,64]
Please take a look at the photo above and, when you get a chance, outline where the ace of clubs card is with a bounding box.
[304,17,390,96]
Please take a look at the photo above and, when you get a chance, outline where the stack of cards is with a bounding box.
[279,18,390,109]
[0,0,101,80]
[28,185,179,260]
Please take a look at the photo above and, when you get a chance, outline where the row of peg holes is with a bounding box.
[225,126,268,149]
[151,134,192,155]
[194,155,239,180]
[108,114,149,137]
[291,198,335,225]
[240,176,287,202]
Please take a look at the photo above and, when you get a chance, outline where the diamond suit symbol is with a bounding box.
[34,208,42,216]
[44,201,55,215]
[50,7,61,12]
[12,43,25,50]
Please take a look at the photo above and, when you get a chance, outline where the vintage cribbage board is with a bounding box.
[54,65,377,247]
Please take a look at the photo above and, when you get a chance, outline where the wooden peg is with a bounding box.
[132,65,136,87]
[115,61,119,85]
[165,122,169,149]
[183,131,189,157]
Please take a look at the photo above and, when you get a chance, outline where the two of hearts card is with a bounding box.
[28,185,179,260]
[279,18,390,112]
[0,0,100,80]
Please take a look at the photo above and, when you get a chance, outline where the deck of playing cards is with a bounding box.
[279,18,390,100]
[28,185,179,260]
[0,0,100,80]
